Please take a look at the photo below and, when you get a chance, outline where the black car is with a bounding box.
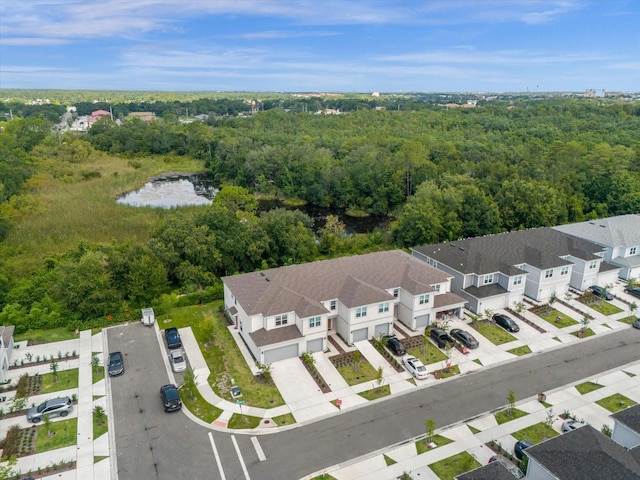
[383,335,406,356]
[107,351,124,377]
[625,286,640,300]
[514,439,533,460]
[165,327,182,349]
[160,384,182,412]
[450,329,479,349]
[588,285,613,301]
[430,328,454,349]
[494,314,520,333]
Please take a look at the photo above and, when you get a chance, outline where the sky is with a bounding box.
[0,0,639,93]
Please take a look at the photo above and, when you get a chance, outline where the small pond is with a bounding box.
[116,172,217,208]
[116,172,389,234]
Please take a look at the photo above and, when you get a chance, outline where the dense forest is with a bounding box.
[1,97,639,333]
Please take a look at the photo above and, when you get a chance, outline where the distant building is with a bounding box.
[87,109,111,127]
[127,112,157,122]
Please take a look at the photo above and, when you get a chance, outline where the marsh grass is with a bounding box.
[2,152,204,278]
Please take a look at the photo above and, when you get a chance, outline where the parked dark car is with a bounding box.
[633,318,640,330]
[450,329,479,349]
[160,384,182,412]
[383,335,406,356]
[107,351,124,377]
[494,314,520,333]
[430,328,454,349]
[165,327,182,349]
[514,439,533,460]
[625,287,640,300]
[588,285,613,301]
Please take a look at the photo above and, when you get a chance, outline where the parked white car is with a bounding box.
[403,356,429,380]
[169,350,187,373]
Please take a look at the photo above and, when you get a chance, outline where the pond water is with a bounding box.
[116,172,389,234]
[116,173,217,208]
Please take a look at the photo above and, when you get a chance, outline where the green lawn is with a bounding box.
[93,414,108,439]
[228,413,261,429]
[575,381,603,395]
[577,295,623,315]
[40,369,79,394]
[406,344,448,366]
[92,366,105,384]
[495,408,528,425]
[359,385,391,401]
[14,327,79,345]
[507,345,532,356]
[181,387,223,423]
[159,302,284,408]
[36,418,77,453]
[596,394,637,413]
[416,434,453,454]
[336,358,378,386]
[572,328,595,338]
[618,316,639,325]
[471,321,516,345]
[272,413,296,427]
[512,422,559,443]
[536,309,578,328]
[429,451,481,480]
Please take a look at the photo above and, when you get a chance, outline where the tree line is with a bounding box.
[1,98,639,332]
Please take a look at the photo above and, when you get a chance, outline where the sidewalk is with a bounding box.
[1,331,111,480]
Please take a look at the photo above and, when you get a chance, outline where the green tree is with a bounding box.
[425,418,436,444]
[50,358,59,382]
[91,354,101,374]
[507,390,516,417]
[181,370,197,401]
[200,315,216,347]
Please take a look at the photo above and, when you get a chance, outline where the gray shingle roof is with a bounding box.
[554,214,640,248]
[525,425,640,479]
[455,461,516,480]
[612,404,640,435]
[413,227,603,275]
[222,250,454,316]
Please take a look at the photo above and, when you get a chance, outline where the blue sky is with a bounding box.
[1,0,639,92]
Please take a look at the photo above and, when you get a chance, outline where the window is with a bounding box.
[483,274,494,284]
[378,302,389,313]
[433,284,441,292]
[561,266,569,276]
[309,316,321,328]
[589,260,597,270]
[275,314,288,326]
[419,294,429,305]
[630,247,637,255]
[330,300,336,310]
[356,307,367,318]
[513,276,523,286]
[545,269,553,278]
[393,288,399,298]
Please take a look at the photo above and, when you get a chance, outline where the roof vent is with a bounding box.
[459,247,465,251]
[265,278,270,282]
[260,272,265,276]
[599,224,606,228]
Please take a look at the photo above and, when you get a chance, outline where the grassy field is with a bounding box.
[596,394,637,413]
[535,309,578,328]
[494,408,528,425]
[1,151,205,279]
[406,343,448,366]
[14,327,79,345]
[40,368,79,394]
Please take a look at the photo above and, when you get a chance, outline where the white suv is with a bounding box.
[26,397,73,423]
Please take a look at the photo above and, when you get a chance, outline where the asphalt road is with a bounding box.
[107,323,640,480]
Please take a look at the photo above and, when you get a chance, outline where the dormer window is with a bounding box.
[631,247,637,255]
[483,274,494,284]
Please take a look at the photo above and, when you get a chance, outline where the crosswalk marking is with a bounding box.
[208,432,226,480]
[251,436,266,461]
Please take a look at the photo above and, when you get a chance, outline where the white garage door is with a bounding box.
[415,314,430,328]
[264,344,299,363]
[306,338,323,353]
[352,327,368,342]
[374,323,390,337]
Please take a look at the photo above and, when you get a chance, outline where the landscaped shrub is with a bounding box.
[2,424,21,459]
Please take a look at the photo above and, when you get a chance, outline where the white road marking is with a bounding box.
[251,436,266,461]
[232,434,251,480]
[208,432,226,480]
